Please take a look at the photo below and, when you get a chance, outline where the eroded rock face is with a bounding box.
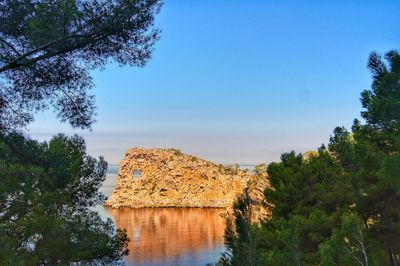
[104,148,268,210]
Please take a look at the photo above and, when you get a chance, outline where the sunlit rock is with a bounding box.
[104,148,268,214]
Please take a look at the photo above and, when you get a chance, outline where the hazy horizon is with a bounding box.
[28,0,400,165]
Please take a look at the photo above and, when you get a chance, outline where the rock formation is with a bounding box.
[104,148,268,213]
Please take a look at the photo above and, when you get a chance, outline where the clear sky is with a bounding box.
[28,0,400,165]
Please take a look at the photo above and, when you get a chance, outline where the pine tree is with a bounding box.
[0,133,129,265]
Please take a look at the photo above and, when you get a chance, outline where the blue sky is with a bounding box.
[29,0,400,165]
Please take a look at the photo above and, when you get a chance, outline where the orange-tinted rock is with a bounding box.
[104,148,269,216]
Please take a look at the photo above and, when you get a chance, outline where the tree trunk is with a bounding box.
[389,247,399,266]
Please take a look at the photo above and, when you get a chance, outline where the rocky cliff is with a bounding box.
[104,148,268,211]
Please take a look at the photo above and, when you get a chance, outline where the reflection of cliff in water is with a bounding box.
[104,207,226,266]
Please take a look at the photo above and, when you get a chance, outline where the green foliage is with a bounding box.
[222,134,353,266]
[319,212,385,266]
[222,50,400,266]
[0,1,163,264]
[220,194,267,266]
[0,0,162,132]
[302,150,318,161]
[349,51,400,265]
[172,148,182,156]
[361,50,400,130]
[151,183,157,193]
[254,163,267,174]
[261,148,353,265]
[0,133,129,265]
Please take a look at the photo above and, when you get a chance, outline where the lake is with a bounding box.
[95,166,227,266]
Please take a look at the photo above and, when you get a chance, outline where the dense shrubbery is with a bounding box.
[221,50,400,266]
[0,134,129,265]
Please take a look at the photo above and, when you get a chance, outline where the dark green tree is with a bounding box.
[0,0,162,132]
[221,148,353,266]
[220,193,267,266]
[352,50,400,265]
[323,50,400,265]
[320,213,369,266]
[0,1,162,263]
[263,149,353,265]
[221,50,400,266]
[0,133,129,265]
[361,50,400,131]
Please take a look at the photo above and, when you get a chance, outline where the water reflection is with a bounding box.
[104,207,226,266]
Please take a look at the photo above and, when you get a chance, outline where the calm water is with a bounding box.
[95,165,227,266]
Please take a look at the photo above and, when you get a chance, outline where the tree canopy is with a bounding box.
[0,1,163,264]
[221,50,400,266]
[0,0,162,132]
[0,133,129,265]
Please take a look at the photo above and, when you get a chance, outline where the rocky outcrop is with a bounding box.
[104,148,269,213]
